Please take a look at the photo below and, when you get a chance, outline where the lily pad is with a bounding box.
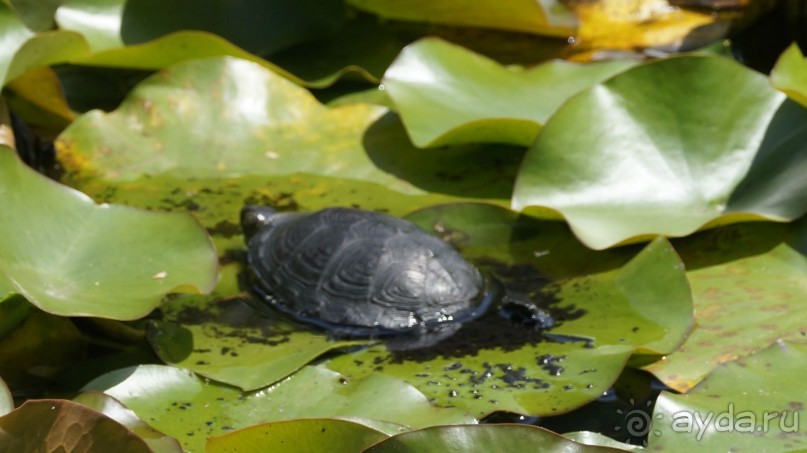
[55,56,522,254]
[346,0,576,37]
[73,391,183,453]
[147,264,368,391]
[83,364,475,452]
[771,43,807,108]
[564,431,644,451]
[0,3,90,86]
[0,399,151,452]
[650,341,807,450]
[206,419,390,453]
[327,203,692,418]
[5,67,76,138]
[366,425,622,452]
[513,55,807,249]
[0,145,218,319]
[643,218,807,392]
[384,38,635,147]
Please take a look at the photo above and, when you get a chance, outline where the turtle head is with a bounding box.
[240,206,281,240]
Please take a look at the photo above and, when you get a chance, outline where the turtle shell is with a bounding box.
[243,207,487,334]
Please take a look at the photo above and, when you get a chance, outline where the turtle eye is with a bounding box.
[240,206,277,239]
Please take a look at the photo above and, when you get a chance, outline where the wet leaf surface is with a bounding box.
[384,38,635,147]
[513,55,807,249]
[206,418,390,453]
[83,364,475,452]
[644,218,807,392]
[0,399,151,452]
[326,204,692,418]
[650,341,807,451]
[0,377,12,416]
[365,424,623,452]
[0,145,218,319]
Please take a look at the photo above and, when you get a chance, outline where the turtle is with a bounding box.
[241,206,496,341]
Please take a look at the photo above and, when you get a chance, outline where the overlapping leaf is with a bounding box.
[650,341,807,450]
[513,55,807,249]
[644,218,807,392]
[383,38,635,147]
[83,364,475,452]
[0,145,218,319]
[327,203,692,418]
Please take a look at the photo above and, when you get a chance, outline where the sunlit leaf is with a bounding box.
[644,219,807,392]
[384,38,635,147]
[56,56,520,255]
[650,341,807,450]
[73,391,183,453]
[206,419,389,453]
[0,3,90,86]
[0,399,151,452]
[0,145,218,319]
[347,0,576,37]
[84,364,475,452]
[513,55,807,249]
[770,43,807,108]
[327,204,691,418]
[366,425,622,452]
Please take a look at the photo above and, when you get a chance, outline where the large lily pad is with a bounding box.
[0,3,90,86]
[347,0,576,37]
[384,38,635,147]
[327,203,692,418]
[650,341,807,450]
[513,55,807,249]
[0,399,151,452]
[643,218,807,392]
[206,419,390,453]
[84,364,475,452]
[771,43,807,108]
[55,56,522,254]
[0,145,218,319]
[366,425,622,452]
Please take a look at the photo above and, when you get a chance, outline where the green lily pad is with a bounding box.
[346,0,576,37]
[147,263,368,391]
[55,0,126,51]
[73,391,183,453]
[365,425,622,452]
[771,43,807,108]
[384,38,635,147]
[206,419,390,453]
[513,55,807,249]
[8,0,61,31]
[650,341,807,450]
[643,218,807,392]
[5,67,76,138]
[0,3,90,86]
[55,56,521,254]
[0,145,218,319]
[84,364,475,452]
[0,399,151,452]
[327,203,692,418]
